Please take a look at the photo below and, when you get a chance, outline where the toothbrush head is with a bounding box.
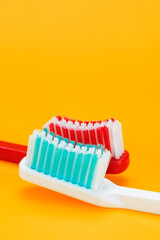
[43,116,129,174]
[24,130,111,190]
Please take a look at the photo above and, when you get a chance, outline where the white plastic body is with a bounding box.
[19,157,160,215]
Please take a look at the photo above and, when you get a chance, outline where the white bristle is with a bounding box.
[93,150,111,189]
[107,120,115,157]
[61,119,66,125]
[58,140,67,148]
[47,133,53,143]
[66,143,74,150]
[93,123,99,145]
[75,121,80,127]
[26,130,39,167]
[52,137,59,146]
[111,123,120,159]
[115,120,124,156]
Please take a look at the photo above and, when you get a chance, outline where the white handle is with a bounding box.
[110,185,160,214]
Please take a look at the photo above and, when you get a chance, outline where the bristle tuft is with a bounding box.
[26,130,111,189]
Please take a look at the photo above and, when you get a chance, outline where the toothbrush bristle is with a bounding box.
[25,130,111,189]
[45,116,125,160]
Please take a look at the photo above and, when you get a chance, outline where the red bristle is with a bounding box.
[56,115,62,121]
[82,129,90,144]
[76,129,83,143]
[102,126,111,151]
[96,127,104,145]
[49,122,55,133]
[84,121,89,125]
[69,128,76,141]
[91,121,96,125]
[62,126,69,139]
[89,129,97,145]
[105,119,108,122]
[64,117,69,122]
[55,123,62,136]
[97,120,101,124]
[111,118,115,122]
[78,120,82,125]
[70,119,76,124]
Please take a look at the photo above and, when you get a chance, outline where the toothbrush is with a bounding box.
[43,115,129,174]
[19,129,160,215]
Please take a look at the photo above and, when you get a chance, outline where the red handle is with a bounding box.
[0,141,129,174]
[0,141,27,164]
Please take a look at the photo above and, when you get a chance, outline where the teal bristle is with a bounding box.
[100,145,105,151]
[71,151,84,184]
[50,141,66,177]
[57,148,69,179]
[56,135,62,142]
[92,145,97,148]
[79,153,92,187]
[37,139,49,172]
[50,132,54,137]
[43,142,55,174]
[31,135,42,169]
[85,154,98,189]
[76,142,83,148]
[86,144,91,150]
[70,140,75,146]
[26,130,110,190]
[97,144,101,149]
[43,128,48,135]
[65,151,76,182]
[63,138,69,144]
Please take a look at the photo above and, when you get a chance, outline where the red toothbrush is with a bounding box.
[0,116,129,174]
[43,115,130,174]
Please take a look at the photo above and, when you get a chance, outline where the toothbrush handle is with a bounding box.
[114,185,160,214]
[0,141,27,164]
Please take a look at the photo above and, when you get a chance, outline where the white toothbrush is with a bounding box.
[19,130,160,215]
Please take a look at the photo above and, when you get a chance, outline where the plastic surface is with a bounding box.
[19,157,160,214]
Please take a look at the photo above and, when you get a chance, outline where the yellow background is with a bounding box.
[0,0,160,239]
